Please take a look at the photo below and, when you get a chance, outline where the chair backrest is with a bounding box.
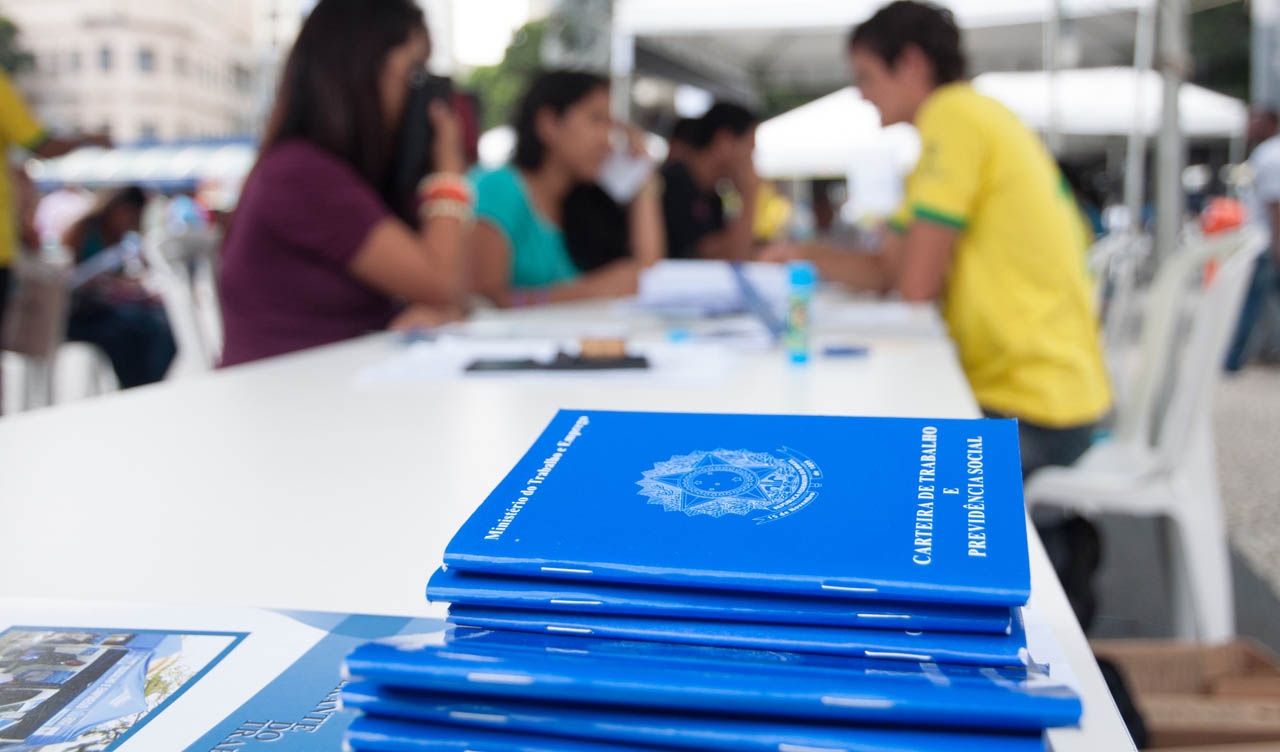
[1091,231,1151,407]
[1112,226,1268,468]
[1154,227,1268,468]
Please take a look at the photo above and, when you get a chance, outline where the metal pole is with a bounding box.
[1254,0,1280,108]
[609,0,633,122]
[1044,0,1064,155]
[1123,4,1156,235]
[1155,0,1188,261]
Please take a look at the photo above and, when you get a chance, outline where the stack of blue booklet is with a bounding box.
[342,410,1082,751]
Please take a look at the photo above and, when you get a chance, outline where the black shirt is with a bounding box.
[661,161,724,259]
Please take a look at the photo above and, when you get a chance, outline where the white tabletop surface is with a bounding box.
[0,297,1134,750]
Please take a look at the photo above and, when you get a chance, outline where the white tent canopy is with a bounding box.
[754,67,1246,180]
[27,141,257,190]
[754,88,918,180]
[615,0,1153,95]
[973,68,1248,139]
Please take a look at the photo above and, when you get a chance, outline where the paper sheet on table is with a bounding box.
[1021,603,1083,694]
[635,259,790,317]
[812,300,946,338]
[355,337,737,388]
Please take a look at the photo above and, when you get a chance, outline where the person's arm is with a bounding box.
[468,220,639,307]
[348,102,468,308]
[1268,202,1280,266]
[30,133,110,160]
[628,178,665,266]
[697,163,759,261]
[0,73,109,159]
[760,217,957,301]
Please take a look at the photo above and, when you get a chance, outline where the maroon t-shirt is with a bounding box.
[219,139,395,367]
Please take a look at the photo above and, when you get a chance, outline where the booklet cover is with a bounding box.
[442,625,1049,678]
[0,599,439,752]
[346,715,658,752]
[426,568,1014,634]
[342,682,1049,752]
[444,411,1029,607]
[445,605,1029,667]
[341,631,1081,733]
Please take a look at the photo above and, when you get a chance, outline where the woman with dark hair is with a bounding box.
[218,0,470,366]
[468,71,664,307]
[63,186,177,389]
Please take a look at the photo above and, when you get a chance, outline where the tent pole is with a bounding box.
[1155,0,1188,261]
[1123,4,1156,236]
[610,3,635,122]
[1044,0,1064,155]
[1253,0,1280,108]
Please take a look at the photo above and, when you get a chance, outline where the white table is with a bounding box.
[0,298,1134,751]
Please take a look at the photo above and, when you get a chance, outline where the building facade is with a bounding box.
[4,0,256,143]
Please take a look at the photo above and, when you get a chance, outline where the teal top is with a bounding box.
[470,164,579,288]
[79,219,107,261]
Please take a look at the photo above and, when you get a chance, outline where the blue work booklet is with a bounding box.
[426,567,1015,634]
[445,605,1029,667]
[342,632,1081,733]
[342,686,1049,752]
[444,411,1028,606]
[346,715,654,752]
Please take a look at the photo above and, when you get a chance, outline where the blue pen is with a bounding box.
[823,344,870,358]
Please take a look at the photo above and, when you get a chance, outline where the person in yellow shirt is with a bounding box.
[767,0,1111,477]
[0,70,109,412]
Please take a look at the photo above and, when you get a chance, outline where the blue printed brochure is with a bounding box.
[341,704,1048,752]
[426,567,1014,634]
[0,598,439,752]
[444,411,1029,606]
[341,630,1081,733]
[445,605,1029,667]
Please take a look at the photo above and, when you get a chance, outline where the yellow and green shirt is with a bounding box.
[0,72,47,267]
[898,83,1110,428]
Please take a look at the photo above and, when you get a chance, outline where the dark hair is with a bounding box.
[261,0,427,193]
[512,70,609,170]
[848,1,966,86]
[688,102,759,149]
[107,185,147,213]
[668,117,700,146]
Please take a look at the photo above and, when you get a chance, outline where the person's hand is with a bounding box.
[731,155,762,195]
[758,242,808,264]
[83,132,112,149]
[618,122,649,158]
[389,303,466,332]
[429,100,466,176]
[587,260,641,299]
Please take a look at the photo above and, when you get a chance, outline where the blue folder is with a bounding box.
[343,683,1049,752]
[445,604,1029,667]
[427,567,1014,634]
[445,411,1028,606]
[342,632,1080,733]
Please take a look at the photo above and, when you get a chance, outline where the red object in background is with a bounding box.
[1200,198,1246,286]
[1201,197,1246,235]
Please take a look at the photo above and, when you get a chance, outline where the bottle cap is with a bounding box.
[788,260,818,288]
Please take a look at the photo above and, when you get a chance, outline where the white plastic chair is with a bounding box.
[1025,225,1268,643]
[144,228,223,370]
[1089,231,1151,407]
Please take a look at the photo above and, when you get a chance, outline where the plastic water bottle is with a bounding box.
[785,260,817,364]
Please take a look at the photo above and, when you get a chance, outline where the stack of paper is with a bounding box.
[341,410,1082,751]
[634,259,790,318]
